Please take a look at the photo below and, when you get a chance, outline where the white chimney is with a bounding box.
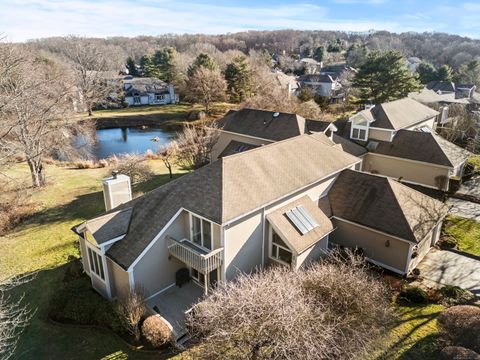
[102,171,132,211]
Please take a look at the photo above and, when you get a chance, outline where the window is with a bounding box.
[87,247,105,280]
[190,214,212,250]
[133,95,141,104]
[351,127,367,141]
[155,94,165,101]
[271,230,292,265]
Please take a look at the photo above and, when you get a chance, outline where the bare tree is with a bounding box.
[61,37,114,116]
[175,123,219,169]
[0,276,34,360]
[0,44,80,187]
[187,251,393,360]
[113,154,154,185]
[158,142,177,179]
[115,288,146,342]
[185,68,227,114]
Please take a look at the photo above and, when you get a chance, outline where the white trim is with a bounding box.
[99,246,112,299]
[99,235,125,248]
[268,225,293,267]
[188,211,214,251]
[405,244,414,274]
[128,208,184,271]
[366,257,406,275]
[366,151,453,169]
[332,216,414,245]
[128,269,135,291]
[85,241,112,298]
[224,162,358,226]
[220,226,226,283]
[144,283,176,301]
[261,208,265,267]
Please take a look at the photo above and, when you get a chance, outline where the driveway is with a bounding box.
[415,248,480,295]
[447,175,480,221]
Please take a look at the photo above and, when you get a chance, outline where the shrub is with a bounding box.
[115,289,146,341]
[188,251,393,360]
[113,154,154,184]
[440,285,476,305]
[438,235,457,250]
[438,305,480,352]
[74,160,97,169]
[0,184,35,235]
[141,315,172,347]
[440,346,480,360]
[49,276,123,334]
[399,286,429,304]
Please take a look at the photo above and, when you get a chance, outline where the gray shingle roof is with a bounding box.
[329,170,448,243]
[83,208,133,245]
[218,140,260,158]
[366,98,439,130]
[218,108,306,141]
[368,130,470,167]
[91,133,359,269]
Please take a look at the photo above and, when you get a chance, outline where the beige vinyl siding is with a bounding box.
[107,258,130,301]
[408,222,441,271]
[132,211,189,298]
[331,218,411,274]
[363,153,451,190]
[294,236,329,270]
[224,210,264,280]
[78,235,90,276]
[212,131,272,161]
[368,128,393,141]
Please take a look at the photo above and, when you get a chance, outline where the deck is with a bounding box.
[147,282,204,338]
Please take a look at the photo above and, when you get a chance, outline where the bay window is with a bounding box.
[87,247,105,280]
[270,230,292,265]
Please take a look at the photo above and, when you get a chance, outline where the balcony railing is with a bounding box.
[166,236,223,274]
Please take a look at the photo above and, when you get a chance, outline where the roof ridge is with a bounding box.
[384,178,417,241]
[428,132,456,167]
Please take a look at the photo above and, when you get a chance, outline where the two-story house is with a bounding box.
[74,132,447,339]
[123,77,179,106]
[346,98,470,191]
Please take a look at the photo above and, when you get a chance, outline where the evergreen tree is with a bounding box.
[126,56,137,76]
[313,47,324,62]
[353,50,422,104]
[224,56,254,103]
[153,47,177,82]
[139,55,160,78]
[436,64,453,81]
[456,60,480,87]
[187,53,217,77]
[417,62,437,84]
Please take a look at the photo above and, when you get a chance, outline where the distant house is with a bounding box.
[298,74,344,100]
[123,77,179,106]
[426,81,477,99]
[345,98,470,190]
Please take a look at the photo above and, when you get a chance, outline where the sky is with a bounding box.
[2,0,480,42]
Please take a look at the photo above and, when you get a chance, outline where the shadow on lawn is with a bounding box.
[18,172,184,229]
[373,306,444,360]
[10,263,162,360]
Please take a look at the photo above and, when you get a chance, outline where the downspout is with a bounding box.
[261,208,266,268]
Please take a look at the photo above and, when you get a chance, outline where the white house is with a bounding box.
[123,77,179,106]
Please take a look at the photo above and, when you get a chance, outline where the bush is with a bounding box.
[440,285,476,305]
[399,286,429,304]
[141,315,172,347]
[438,235,457,250]
[439,346,480,360]
[113,154,154,184]
[49,276,123,334]
[188,251,393,359]
[438,305,480,352]
[0,184,35,235]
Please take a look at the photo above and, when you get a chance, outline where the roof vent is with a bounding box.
[273,112,280,118]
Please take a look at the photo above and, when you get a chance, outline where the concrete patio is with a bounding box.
[146,282,204,338]
[414,248,480,296]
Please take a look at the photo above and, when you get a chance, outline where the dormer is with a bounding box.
[349,110,374,142]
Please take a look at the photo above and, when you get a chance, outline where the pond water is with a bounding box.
[92,127,175,159]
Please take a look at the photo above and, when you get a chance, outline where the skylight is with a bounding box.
[366,141,379,151]
[286,205,319,235]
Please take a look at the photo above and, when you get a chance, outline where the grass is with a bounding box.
[0,160,186,359]
[443,215,480,257]
[367,304,445,360]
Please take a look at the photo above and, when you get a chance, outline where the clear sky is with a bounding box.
[2,0,480,42]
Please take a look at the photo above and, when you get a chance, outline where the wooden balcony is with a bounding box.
[166,236,223,274]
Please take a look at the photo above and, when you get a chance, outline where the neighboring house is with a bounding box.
[272,70,299,95]
[123,77,179,106]
[345,98,470,190]
[406,57,422,72]
[73,132,446,337]
[298,74,344,100]
[212,108,365,161]
[320,62,356,79]
[427,81,477,100]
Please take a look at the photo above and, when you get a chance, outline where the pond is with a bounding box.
[92,127,175,159]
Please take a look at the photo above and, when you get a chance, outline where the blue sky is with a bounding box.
[2,0,480,42]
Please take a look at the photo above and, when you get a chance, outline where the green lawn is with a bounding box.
[443,215,480,257]
[0,161,185,359]
[367,304,445,360]
[1,160,449,359]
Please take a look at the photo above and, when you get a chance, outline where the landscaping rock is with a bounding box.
[439,346,480,360]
